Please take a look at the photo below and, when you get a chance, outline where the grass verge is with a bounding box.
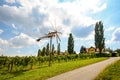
[95,59,120,80]
[0,57,108,80]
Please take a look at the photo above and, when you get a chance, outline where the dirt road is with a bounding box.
[48,57,120,80]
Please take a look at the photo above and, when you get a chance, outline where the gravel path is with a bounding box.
[48,57,120,80]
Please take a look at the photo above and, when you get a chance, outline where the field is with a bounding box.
[0,57,107,80]
[95,59,120,80]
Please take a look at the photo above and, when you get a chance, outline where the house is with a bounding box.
[96,48,105,53]
[86,46,105,53]
[86,46,95,53]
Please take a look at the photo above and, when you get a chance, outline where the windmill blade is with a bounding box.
[36,38,41,42]
[56,33,61,42]
[36,35,50,42]
[56,35,58,44]
[42,35,51,38]
[54,20,57,31]
[57,31,62,34]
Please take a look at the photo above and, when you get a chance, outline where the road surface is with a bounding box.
[48,57,120,80]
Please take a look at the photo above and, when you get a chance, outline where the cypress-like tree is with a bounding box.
[68,33,74,54]
[41,47,46,56]
[37,49,41,56]
[95,21,105,54]
[51,44,54,55]
[46,43,49,56]
[57,43,60,55]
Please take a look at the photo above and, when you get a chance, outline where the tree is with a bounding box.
[57,43,60,55]
[46,43,49,56]
[73,51,76,54]
[80,46,86,53]
[106,48,113,53]
[68,33,74,54]
[41,47,46,56]
[51,44,55,55]
[37,49,41,56]
[115,49,120,53]
[95,21,105,54]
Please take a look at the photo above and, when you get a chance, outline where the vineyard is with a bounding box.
[0,53,110,73]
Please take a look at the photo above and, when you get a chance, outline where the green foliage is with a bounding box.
[80,46,86,53]
[115,49,120,53]
[0,57,107,80]
[37,56,49,66]
[0,56,7,66]
[115,48,120,56]
[41,47,46,56]
[106,48,113,53]
[68,33,74,54]
[0,53,110,77]
[7,57,14,72]
[37,49,41,56]
[52,44,55,55]
[22,56,30,67]
[57,43,60,55]
[95,53,111,57]
[29,56,35,69]
[46,43,49,56]
[95,21,105,53]
[95,60,120,80]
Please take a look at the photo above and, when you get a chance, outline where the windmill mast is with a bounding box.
[36,22,61,67]
[49,37,52,66]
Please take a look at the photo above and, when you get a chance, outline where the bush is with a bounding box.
[95,53,111,57]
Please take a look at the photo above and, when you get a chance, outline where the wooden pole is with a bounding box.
[49,37,52,67]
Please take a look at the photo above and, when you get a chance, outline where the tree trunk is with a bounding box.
[99,48,102,54]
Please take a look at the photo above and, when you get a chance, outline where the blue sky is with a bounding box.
[0,0,120,56]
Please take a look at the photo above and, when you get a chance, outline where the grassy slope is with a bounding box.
[0,58,107,80]
[95,59,120,80]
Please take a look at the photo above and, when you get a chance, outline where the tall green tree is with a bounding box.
[68,33,74,54]
[41,47,46,56]
[37,49,41,56]
[95,21,105,54]
[51,44,54,55]
[57,43,60,55]
[46,43,49,56]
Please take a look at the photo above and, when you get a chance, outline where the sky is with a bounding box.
[0,0,120,56]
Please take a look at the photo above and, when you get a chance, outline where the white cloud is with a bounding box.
[112,28,120,42]
[92,3,106,13]
[0,29,3,34]
[105,27,120,47]
[0,47,1,50]
[12,30,19,35]
[105,26,115,32]
[5,0,15,3]
[76,0,106,13]
[9,33,37,48]
[17,50,21,53]
[0,38,9,55]
[12,23,17,29]
[0,38,8,45]
[0,0,110,56]
[86,31,94,40]
[0,0,107,39]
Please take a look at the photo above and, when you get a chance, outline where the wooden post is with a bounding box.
[49,37,52,67]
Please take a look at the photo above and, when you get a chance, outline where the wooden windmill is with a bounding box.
[36,22,61,66]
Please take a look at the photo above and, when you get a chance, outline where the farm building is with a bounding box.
[86,46,105,53]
